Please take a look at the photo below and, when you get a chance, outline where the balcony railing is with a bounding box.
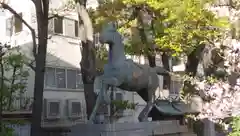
[3,96,33,112]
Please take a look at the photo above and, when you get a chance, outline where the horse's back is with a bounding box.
[118,60,156,90]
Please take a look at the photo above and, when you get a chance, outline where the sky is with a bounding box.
[86,0,98,9]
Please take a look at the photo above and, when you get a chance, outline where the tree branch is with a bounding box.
[1,3,37,71]
[26,60,36,71]
[0,52,4,132]
[76,2,93,42]
[48,14,59,20]
[31,0,36,5]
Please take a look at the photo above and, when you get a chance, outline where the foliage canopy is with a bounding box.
[229,116,240,136]
[91,0,229,56]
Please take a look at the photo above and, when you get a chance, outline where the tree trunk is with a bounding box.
[147,54,156,67]
[31,1,49,135]
[0,54,4,133]
[183,45,205,99]
[80,40,97,119]
[8,66,17,110]
[30,22,48,136]
[76,0,96,119]
[136,9,157,68]
[185,45,205,76]
[161,53,171,89]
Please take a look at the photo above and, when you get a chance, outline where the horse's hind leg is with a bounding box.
[138,87,155,122]
[138,80,158,122]
[138,101,154,122]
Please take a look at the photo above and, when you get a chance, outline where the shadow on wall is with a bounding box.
[18,41,81,69]
[45,52,79,68]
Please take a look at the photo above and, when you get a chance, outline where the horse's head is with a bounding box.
[99,22,126,63]
[99,22,123,49]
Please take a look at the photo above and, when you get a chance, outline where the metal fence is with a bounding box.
[8,124,31,136]
[3,96,33,111]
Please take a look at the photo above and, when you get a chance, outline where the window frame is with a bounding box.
[74,20,79,37]
[53,16,63,34]
[48,101,61,116]
[71,101,82,115]
[44,66,83,90]
[44,67,57,88]
[51,16,79,38]
[13,12,23,34]
[14,12,23,34]
[6,16,13,36]
[5,12,23,36]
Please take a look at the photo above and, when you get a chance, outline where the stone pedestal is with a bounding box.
[203,118,216,136]
[69,120,197,136]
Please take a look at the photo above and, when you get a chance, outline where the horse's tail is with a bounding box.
[152,66,170,76]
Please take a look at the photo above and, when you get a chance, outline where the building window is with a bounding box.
[52,17,79,37]
[45,67,56,88]
[44,67,83,89]
[49,101,60,116]
[71,101,81,115]
[75,20,78,37]
[76,70,83,89]
[54,17,63,34]
[6,13,22,36]
[6,17,13,36]
[14,13,23,33]
[67,69,77,89]
[56,68,66,88]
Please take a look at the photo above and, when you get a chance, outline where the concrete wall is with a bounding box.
[69,120,195,136]
[8,120,198,136]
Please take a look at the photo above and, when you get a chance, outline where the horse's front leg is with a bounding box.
[88,76,121,123]
[102,76,122,104]
[88,80,109,124]
[88,93,102,124]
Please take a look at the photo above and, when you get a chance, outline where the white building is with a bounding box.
[0,0,91,125]
[0,0,184,125]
